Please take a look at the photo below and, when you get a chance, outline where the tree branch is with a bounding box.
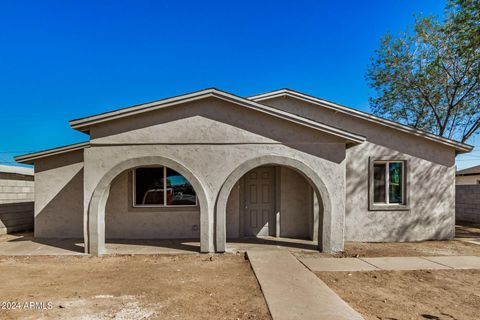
[463,117,480,143]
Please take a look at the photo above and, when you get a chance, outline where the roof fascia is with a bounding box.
[15,142,89,164]
[248,89,473,153]
[69,89,366,144]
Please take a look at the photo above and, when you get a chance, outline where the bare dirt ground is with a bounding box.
[318,269,480,320]
[295,224,480,258]
[294,239,480,258]
[0,254,271,320]
[340,239,480,257]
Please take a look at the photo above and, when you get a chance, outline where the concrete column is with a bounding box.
[200,199,214,253]
[88,187,108,256]
[214,196,226,252]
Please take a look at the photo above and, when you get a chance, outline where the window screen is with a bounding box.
[373,163,386,203]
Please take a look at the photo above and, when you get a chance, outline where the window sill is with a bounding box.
[368,204,410,211]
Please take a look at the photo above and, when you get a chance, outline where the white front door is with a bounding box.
[244,167,275,237]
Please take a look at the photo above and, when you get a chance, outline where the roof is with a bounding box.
[16,87,474,164]
[248,88,473,153]
[457,165,480,176]
[0,164,33,175]
[69,88,366,144]
[15,142,89,165]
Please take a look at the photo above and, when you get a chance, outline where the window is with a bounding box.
[133,167,197,207]
[370,159,408,210]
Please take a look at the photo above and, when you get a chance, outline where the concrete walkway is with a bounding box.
[300,255,480,272]
[247,249,364,320]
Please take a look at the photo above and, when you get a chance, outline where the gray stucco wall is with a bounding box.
[279,167,312,238]
[82,98,347,253]
[34,151,84,238]
[456,185,480,223]
[105,171,200,239]
[31,93,458,251]
[261,96,457,241]
[226,182,240,239]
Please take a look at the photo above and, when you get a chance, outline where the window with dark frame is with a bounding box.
[372,161,404,205]
[133,167,197,207]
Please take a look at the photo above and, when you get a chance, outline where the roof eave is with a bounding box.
[68,88,366,144]
[15,142,90,164]
[248,89,473,153]
[69,89,218,131]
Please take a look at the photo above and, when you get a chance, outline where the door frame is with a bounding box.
[239,166,278,238]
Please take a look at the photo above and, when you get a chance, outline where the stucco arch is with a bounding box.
[86,156,211,255]
[215,155,334,252]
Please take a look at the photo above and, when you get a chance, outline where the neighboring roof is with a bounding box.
[248,89,473,153]
[15,142,89,164]
[457,165,480,176]
[0,164,33,176]
[69,88,366,144]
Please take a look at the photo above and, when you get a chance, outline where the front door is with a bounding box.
[244,167,275,237]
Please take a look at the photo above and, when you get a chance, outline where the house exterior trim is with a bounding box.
[248,89,473,153]
[15,142,90,164]
[68,88,366,144]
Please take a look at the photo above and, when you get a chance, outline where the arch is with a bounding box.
[86,156,211,255]
[215,155,333,252]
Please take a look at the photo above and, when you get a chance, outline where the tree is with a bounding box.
[367,0,480,143]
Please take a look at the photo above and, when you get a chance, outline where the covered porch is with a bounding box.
[0,232,318,255]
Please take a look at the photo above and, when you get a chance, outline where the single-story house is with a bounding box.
[456,165,480,185]
[15,88,473,255]
[0,165,34,234]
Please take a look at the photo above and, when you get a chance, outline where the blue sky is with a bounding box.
[0,0,478,169]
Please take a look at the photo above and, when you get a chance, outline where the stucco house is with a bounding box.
[15,88,473,255]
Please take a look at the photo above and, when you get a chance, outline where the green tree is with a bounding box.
[367,0,480,143]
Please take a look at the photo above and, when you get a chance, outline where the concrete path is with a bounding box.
[0,234,85,256]
[300,256,480,272]
[300,257,379,272]
[247,249,364,320]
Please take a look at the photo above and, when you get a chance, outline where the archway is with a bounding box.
[86,156,211,255]
[215,155,333,252]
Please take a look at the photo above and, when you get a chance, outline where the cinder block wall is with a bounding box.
[456,185,480,223]
[0,172,34,234]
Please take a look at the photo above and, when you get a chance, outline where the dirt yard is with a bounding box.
[293,239,480,259]
[341,239,480,257]
[318,269,480,320]
[0,254,271,320]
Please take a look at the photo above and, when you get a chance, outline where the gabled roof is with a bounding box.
[69,88,365,144]
[248,89,473,153]
[457,165,480,176]
[15,142,89,164]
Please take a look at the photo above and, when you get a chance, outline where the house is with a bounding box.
[15,88,473,255]
[0,165,34,234]
[456,165,480,185]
